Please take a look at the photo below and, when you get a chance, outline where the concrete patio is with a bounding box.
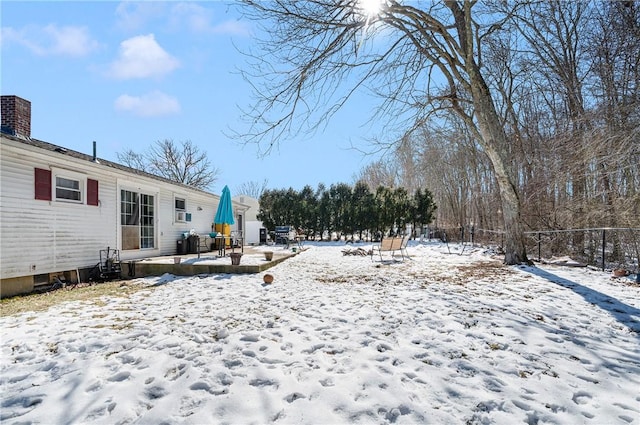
[122,245,303,278]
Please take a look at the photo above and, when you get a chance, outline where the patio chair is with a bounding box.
[399,233,411,260]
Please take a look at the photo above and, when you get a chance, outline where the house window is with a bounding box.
[55,176,82,202]
[175,197,186,222]
[121,189,155,250]
[34,168,98,205]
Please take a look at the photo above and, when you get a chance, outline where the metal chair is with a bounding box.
[89,246,122,281]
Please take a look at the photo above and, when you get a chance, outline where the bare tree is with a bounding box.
[117,139,219,191]
[237,0,529,263]
[350,1,638,258]
[236,179,270,199]
[588,1,640,227]
[354,158,399,190]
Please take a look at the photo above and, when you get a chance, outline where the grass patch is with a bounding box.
[1,280,150,317]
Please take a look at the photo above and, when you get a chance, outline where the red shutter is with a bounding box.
[34,168,52,201]
[87,179,99,206]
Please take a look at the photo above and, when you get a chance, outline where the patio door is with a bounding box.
[121,189,155,250]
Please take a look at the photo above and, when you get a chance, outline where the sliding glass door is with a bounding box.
[121,189,155,250]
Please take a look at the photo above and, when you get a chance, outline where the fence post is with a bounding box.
[601,229,606,271]
[537,232,541,262]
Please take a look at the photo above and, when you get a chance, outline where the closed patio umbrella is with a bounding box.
[214,185,235,247]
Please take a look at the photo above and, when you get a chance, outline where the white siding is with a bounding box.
[245,220,265,245]
[1,136,226,280]
[157,189,220,256]
[233,196,263,244]
[234,196,260,221]
[1,142,117,278]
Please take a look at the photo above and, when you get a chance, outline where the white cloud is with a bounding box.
[112,2,250,36]
[169,3,212,33]
[0,24,99,57]
[44,25,100,56]
[107,34,179,80]
[169,3,250,36]
[115,2,166,32]
[114,91,180,117]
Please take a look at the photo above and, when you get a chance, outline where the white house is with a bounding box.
[233,195,264,245]
[0,95,248,298]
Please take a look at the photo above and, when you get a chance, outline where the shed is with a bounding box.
[233,195,264,245]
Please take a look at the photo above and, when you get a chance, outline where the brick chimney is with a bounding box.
[1,95,31,138]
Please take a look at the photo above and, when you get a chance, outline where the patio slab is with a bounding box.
[123,245,302,278]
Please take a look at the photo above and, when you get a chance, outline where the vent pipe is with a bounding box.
[92,141,100,163]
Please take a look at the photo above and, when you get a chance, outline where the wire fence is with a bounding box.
[429,226,640,273]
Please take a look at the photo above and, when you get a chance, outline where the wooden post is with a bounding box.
[538,232,542,262]
[601,229,606,271]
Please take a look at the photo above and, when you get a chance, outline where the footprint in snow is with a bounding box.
[189,381,227,395]
[319,377,334,387]
[483,376,506,392]
[86,380,103,392]
[117,353,142,365]
[107,371,131,382]
[511,398,532,412]
[249,378,279,388]
[240,333,260,342]
[613,401,640,413]
[164,363,187,381]
[145,385,168,400]
[377,343,393,352]
[576,374,599,384]
[618,414,635,424]
[302,343,325,354]
[572,391,593,405]
[223,358,243,369]
[284,392,306,403]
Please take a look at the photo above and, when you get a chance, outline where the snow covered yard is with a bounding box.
[1,242,639,424]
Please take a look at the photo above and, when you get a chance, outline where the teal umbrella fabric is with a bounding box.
[214,185,235,225]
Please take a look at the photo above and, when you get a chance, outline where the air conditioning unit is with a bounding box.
[175,211,186,222]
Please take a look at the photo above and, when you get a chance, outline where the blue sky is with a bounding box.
[1,1,382,195]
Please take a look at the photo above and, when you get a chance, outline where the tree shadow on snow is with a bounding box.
[524,267,640,335]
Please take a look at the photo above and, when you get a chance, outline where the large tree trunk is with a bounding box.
[448,0,529,264]
[474,103,529,265]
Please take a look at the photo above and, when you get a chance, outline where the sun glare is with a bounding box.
[358,0,383,17]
